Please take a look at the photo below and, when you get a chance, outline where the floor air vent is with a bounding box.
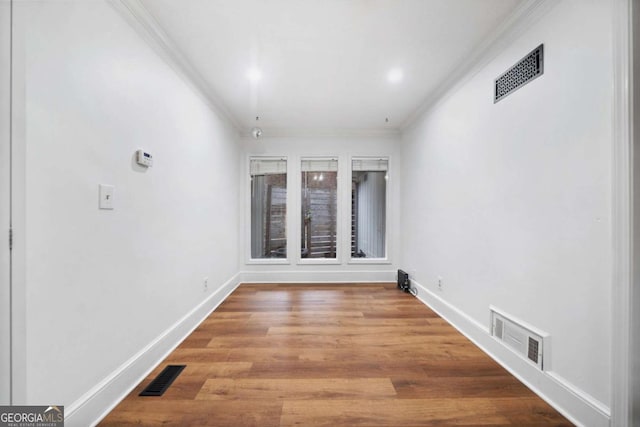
[490,307,546,370]
[494,44,544,103]
[139,365,186,396]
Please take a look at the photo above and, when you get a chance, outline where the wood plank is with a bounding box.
[251,317,430,327]
[207,335,341,348]
[196,378,396,400]
[490,397,575,424]
[227,347,303,362]
[280,398,511,426]
[164,348,232,363]
[267,325,461,336]
[100,400,283,427]
[391,376,535,399]
[247,361,429,378]
[248,311,367,325]
[296,345,484,362]
[421,359,508,377]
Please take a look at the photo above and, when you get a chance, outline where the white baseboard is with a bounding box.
[65,273,242,427]
[410,279,610,427]
[239,269,396,284]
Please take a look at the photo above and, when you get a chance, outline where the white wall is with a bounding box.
[400,0,612,423]
[11,0,240,415]
[240,135,400,283]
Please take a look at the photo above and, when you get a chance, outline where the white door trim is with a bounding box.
[7,0,25,404]
[612,0,633,426]
[0,0,12,405]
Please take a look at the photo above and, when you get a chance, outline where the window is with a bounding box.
[351,158,387,259]
[301,158,338,259]
[250,158,287,259]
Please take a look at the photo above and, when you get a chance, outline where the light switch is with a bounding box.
[99,184,115,210]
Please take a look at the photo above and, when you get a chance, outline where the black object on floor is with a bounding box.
[397,269,410,292]
[139,365,186,396]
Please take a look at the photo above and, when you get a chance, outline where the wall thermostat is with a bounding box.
[136,149,153,167]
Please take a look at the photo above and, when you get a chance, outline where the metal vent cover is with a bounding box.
[494,44,544,103]
[490,307,546,370]
[527,337,539,364]
[494,317,504,340]
[139,365,186,396]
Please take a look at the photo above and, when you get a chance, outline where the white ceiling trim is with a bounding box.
[400,0,559,131]
[238,127,401,139]
[108,0,242,133]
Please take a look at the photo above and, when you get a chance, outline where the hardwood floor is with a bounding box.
[99,283,573,426]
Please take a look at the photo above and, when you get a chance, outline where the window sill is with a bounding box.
[297,258,341,266]
[246,258,291,265]
[348,258,391,265]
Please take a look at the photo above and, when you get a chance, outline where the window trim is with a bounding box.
[246,155,291,265]
[348,156,391,264]
[297,156,341,265]
[245,154,392,266]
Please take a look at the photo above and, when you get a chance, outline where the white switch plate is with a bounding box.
[99,184,115,210]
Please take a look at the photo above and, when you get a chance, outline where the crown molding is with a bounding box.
[400,0,559,131]
[238,127,402,140]
[108,0,242,134]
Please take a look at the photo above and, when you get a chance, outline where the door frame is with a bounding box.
[3,0,26,405]
[0,0,13,405]
[0,0,12,405]
[612,0,637,426]
[630,1,640,424]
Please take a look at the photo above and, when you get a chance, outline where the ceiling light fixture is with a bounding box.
[246,67,262,83]
[388,68,403,84]
[251,116,263,139]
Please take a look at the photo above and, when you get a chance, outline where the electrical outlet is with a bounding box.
[203,277,208,292]
[438,276,443,291]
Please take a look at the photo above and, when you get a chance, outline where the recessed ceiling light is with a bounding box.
[388,68,403,84]
[246,67,262,83]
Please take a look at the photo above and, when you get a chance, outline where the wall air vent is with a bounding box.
[494,317,504,340]
[494,44,544,103]
[490,307,547,370]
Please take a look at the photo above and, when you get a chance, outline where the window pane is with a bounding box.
[352,159,387,258]
[301,159,338,259]
[251,159,287,259]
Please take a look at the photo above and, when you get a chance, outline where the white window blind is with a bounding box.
[352,158,388,171]
[301,158,338,172]
[250,158,287,176]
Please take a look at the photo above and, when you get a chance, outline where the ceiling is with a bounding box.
[138,0,527,135]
